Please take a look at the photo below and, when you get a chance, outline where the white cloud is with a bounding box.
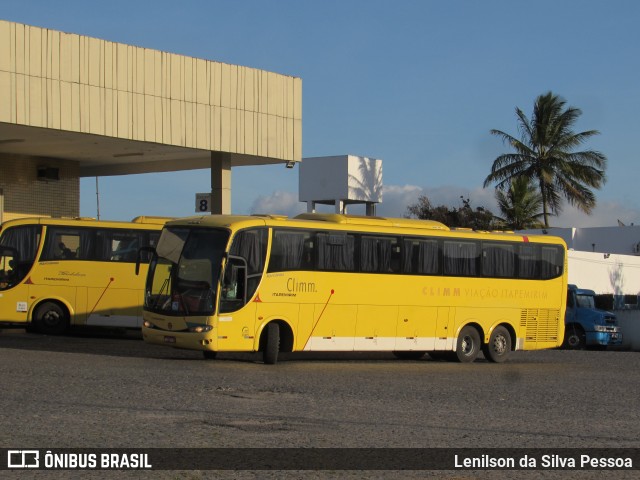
[552,201,640,228]
[249,191,305,217]
[376,184,423,217]
[377,184,497,217]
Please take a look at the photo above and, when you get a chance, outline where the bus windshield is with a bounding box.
[0,225,41,290]
[145,227,230,315]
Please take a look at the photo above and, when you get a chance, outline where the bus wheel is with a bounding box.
[482,326,511,363]
[263,323,280,365]
[454,326,480,363]
[202,351,218,360]
[563,325,585,350]
[393,351,425,360]
[34,302,69,335]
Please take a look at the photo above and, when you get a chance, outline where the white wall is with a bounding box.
[568,250,640,296]
[522,225,640,256]
[299,155,382,203]
[617,312,640,350]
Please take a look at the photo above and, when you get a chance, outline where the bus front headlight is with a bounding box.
[189,325,213,333]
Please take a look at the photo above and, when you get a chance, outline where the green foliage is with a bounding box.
[406,195,499,230]
[494,177,545,230]
[485,91,607,227]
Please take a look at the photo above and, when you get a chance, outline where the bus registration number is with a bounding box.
[164,336,176,344]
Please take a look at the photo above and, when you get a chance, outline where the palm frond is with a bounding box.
[486,91,606,227]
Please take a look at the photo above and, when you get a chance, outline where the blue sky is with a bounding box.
[4,0,640,227]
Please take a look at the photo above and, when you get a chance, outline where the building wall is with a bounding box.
[568,250,640,296]
[0,19,302,161]
[521,226,640,257]
[0,153,79,221]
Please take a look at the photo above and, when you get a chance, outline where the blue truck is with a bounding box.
[563,284,623,349]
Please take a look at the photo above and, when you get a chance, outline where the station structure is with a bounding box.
[0,19,301,222]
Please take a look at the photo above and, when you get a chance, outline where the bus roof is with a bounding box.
[294,213,449,230]
[0,216,171,229]
[163,213,567,246]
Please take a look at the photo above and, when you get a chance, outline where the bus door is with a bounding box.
[0,246,30,323]
[217,256,257,351]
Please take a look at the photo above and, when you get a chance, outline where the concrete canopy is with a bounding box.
[0,123,295,177]
[0,20,301,215]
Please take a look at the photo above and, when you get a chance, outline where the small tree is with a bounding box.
[494,177,545,230]
[407,196,498,230]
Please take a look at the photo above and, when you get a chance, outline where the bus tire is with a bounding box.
[482,326,511,363]
[203,351,218,360]
[34,301,69,335]
[563,324,585,350]
[392,351,425,360]
[454,326,481,363]
[263,322,280,365]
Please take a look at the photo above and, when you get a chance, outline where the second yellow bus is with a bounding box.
[0,216,170,334]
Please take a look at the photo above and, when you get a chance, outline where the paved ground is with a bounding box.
[0,327,638,479]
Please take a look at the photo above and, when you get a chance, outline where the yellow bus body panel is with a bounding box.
[141,213,567,356]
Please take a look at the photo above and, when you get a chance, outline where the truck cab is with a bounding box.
[564,284,622,349]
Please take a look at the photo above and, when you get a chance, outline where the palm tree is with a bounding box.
[494,176,545,230]
[484,92,607,227]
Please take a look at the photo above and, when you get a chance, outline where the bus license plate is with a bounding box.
[164,336,176,344]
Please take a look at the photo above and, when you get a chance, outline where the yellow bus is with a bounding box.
[140,213,567,363]
[0,216,170,334]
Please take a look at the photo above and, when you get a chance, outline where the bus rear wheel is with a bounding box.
[454,326,481,363]
[34,301,69,335]
[263,322,280,365]
[482,326,511,363]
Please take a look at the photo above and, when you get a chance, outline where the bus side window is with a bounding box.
[403,238,439,275]
[58,242,74,259]
[42,228,82,261]
[316,233,355,271]
[541,246,563,279]
[269,230,308,272]
[482,243,515,278]
[361,236,399,273]
[443,240,478,276]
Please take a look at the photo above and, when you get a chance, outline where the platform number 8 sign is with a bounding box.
[195,193,212,213]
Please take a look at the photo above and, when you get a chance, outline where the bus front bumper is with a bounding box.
[142,325,216,352]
